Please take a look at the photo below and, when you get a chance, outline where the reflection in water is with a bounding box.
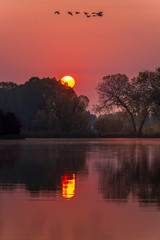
[61,174,75,199]
[1,140,160,205]
[95,143,160,206]
[0,141,88,196]
[1,139,160,240]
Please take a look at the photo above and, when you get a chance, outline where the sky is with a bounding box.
[0,0,160,108]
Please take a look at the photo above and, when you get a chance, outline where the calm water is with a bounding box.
[0,138,160,240]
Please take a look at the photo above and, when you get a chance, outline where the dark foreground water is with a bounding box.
[0,138,160,240]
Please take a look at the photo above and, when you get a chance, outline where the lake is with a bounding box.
[0,138,160,240]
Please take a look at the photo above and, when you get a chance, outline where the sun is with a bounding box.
[60,75,75,88]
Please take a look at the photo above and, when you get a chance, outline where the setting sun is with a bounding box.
[60,75,75,88]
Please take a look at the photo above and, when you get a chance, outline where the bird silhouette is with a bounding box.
[84,12,91,18]
[97,11,103,16]
[75,11,80,14]
[92,12,97,17]
[68,11,73,16]
[55,11,60,14]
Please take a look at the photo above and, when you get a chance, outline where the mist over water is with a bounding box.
[0,138,160,239]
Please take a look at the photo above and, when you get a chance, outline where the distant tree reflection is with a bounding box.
[0,143,88,197]
[0,144,21,191]
[97,143,160,206]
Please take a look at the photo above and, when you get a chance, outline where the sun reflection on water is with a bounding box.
[61,174,75,199]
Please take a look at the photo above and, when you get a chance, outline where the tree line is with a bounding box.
[0,77,93,137]
[1,68,160,137]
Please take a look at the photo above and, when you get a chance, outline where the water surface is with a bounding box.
[0,138,160,240]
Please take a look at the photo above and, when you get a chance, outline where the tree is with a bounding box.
[0,109,21,136]
[131,70,159,134]
[0,82,17,90]
[47,93,90,133]
[32,110,49,131]
[0,109,5,135]
[96,74,137,133]
[96,70,160,135]
[3,112,21,135]
[94,114,124,136]
[76,95,89,112]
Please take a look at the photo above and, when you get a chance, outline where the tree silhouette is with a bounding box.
[0,109,21,136]
[96,68,160,135]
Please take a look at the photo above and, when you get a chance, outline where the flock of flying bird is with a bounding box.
[54,11,103,18]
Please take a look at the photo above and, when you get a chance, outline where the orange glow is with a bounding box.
[60,76,75,88]
[61,174,75,199]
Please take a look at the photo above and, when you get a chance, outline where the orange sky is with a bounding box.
[0,0,160,107]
